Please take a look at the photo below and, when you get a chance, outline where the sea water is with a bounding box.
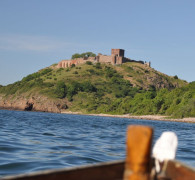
[0,109,194,177]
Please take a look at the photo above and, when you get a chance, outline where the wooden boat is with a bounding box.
[1,125,195,180]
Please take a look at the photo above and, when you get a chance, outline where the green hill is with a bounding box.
[0,62,194,118]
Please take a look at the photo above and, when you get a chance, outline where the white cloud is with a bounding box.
[0,34,79,52]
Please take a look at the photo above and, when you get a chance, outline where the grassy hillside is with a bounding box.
[0,62,194,118]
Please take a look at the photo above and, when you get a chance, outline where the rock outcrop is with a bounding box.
[0,95,68,113]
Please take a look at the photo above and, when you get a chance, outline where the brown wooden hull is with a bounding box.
[0,160,124,180]
[1,160,195,180]
[159,160,195,180]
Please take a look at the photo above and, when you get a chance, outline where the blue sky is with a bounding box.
[0,0,195,85]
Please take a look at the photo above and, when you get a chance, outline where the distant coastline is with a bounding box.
[61,111,195,123]
[0,107,194,123]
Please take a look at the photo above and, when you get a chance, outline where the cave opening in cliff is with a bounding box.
[24,103,33,111]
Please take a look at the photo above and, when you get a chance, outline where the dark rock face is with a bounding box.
[24,102,34,111]
[145,74,176,90]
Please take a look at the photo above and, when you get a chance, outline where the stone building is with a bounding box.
[57,49,150,68]
[57,57,95,68]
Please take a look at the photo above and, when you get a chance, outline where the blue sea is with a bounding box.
[0,109,195,177]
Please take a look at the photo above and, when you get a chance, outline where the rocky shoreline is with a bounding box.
[61,111,195,123]
[0,95,68,113]
[1,107,194,123]
[0,94,194,123]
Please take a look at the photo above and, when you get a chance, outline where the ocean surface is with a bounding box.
[0,109,195,177]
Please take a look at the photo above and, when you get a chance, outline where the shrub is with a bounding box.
[34,78,43,86]
[86,61,92,65]
[105,66,117,78]
[44,82,54,87]
[86,69,95,74]
[57,68,63,73]
[22,72,40,82]
[81,81,96,92]
[67,82,81,101]
[174,75,178,79]
[94,62,101,69]
[71,64,76,68]
[55,81,67,99]
[40,68,52,76]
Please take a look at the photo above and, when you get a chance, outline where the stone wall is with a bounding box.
[57,57,95,68]
[97,54,113,64]
[57,49,150,68]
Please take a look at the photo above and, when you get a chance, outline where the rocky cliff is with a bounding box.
[0,95,68,113]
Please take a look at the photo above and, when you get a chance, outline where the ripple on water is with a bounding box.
[42,132,56,136]
[0,161,38,176]
[0,110,195,177]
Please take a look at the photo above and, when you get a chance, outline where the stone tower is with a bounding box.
[111,49,125,57]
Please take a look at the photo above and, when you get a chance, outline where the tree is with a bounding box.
[55,81,67,99]
[67,81,81,101]
[81,52,96,58]
[71,52,96,59]
[71,53,81,59]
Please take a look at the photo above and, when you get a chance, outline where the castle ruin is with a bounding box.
[57,49,150,68]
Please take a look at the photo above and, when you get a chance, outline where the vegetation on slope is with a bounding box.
[0,62,194,118]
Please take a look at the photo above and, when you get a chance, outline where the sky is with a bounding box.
[0,0,195,85]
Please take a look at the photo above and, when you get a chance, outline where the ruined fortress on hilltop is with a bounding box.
[57,49,151,68]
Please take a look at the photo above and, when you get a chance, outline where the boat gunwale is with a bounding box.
[0,160,125,180]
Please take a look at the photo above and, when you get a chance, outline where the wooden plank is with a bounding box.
[0,160,125,180]
[123,125,153,180]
